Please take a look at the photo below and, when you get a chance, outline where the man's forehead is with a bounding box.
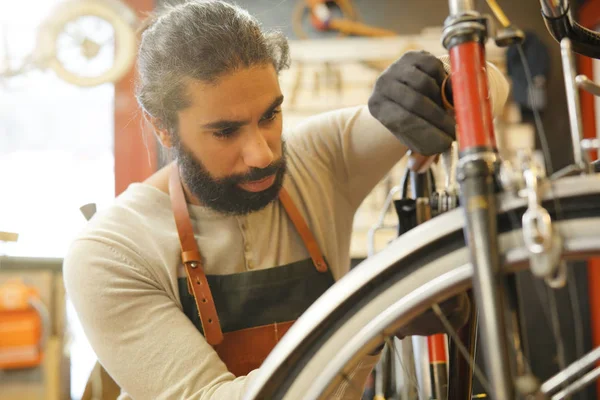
[183,65,282,119]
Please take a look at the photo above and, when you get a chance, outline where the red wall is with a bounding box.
[114,0,157,196]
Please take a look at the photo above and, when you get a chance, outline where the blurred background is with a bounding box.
[0,0,598,399]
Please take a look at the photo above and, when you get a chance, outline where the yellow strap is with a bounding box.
[0,231,18,242]
[486,0,511,28]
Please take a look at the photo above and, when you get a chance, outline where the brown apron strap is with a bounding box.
[168,164,224,345]
[278,188,328,273]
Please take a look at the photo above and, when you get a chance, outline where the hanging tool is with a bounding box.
[294,0,397,39]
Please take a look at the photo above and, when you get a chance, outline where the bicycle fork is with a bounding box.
[443,1,514,399]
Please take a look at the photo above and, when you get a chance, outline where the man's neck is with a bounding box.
[143,162,203,206]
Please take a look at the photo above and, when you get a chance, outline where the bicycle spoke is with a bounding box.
[541,346,600,395]
[566,268,586,366]
[547,287,567,371]
[431,303,493,395]
[551,366,600,400]
[386,336,425,400]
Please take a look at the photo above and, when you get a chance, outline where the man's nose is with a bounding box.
[242,130,274,169]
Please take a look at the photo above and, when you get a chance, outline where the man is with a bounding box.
[63,1,509,399]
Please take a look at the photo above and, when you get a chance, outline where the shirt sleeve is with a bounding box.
[285,56,510,210]
[63,238,258,400]
[286,105,408,210]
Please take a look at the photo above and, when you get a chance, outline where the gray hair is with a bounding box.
[135,0,290,133]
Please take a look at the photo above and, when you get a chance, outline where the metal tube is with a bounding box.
[448,0,475,16]
[449,43,496,151]
[410,170,431,199]
[411,336,433,400]
[576,75,600,97]
[459,155,514,400]
[551,367,600,400]
[443,5,512,397]
[539,0,568,18]
[415,198,432,225]
[441,143,458,191]
[430,361,449,399]
[561,38,587,169]
[576,75,600,154]
[428,334,449,400]
[541,346,600,394]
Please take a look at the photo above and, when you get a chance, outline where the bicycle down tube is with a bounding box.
[442,1,514,399]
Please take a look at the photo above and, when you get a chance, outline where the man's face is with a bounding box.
[167,64,286,215]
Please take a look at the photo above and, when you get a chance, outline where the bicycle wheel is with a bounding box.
[243,174,600,400]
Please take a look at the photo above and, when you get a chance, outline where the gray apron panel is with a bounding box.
[178,257,334,334]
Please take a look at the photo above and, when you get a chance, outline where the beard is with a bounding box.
[172,137,287,216]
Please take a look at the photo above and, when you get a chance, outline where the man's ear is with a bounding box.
[147,115,172,148]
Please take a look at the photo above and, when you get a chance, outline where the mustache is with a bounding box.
[220,157,286,184]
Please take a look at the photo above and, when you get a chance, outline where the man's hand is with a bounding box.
[368,51,455,156]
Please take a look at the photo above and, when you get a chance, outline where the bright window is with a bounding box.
[0,0,115,259]
[0,1,116,398]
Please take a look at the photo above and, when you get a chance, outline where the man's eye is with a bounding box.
[262,109,281,122]
[213,127,237,138]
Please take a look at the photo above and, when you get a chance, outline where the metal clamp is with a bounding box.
[442,17,489,49]
[522,166,552,255]
[518,151,564,285]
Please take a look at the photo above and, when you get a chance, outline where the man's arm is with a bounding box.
[286,105,408,210]
[286,51,509,210]
[63,239,255,399]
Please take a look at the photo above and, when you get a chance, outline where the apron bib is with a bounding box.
[169,165,335,377]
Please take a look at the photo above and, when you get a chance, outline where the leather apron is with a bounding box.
[169,165,335,377]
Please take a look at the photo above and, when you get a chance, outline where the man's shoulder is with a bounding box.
[67,183,175,266]
[84,183,170,233]
[284,105,366,141]
[283,106,367,166]
[62,184,181,316]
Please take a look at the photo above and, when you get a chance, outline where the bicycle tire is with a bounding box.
[243,175,600,400]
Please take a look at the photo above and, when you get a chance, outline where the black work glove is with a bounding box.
[368,51,456,156]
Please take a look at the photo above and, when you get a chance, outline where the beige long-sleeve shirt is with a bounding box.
[63,61,509,400]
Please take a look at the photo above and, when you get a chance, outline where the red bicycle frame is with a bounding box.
[449,42,496,151]
[443,1,513,399]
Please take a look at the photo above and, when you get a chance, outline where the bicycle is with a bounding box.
[242,0,600,399]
